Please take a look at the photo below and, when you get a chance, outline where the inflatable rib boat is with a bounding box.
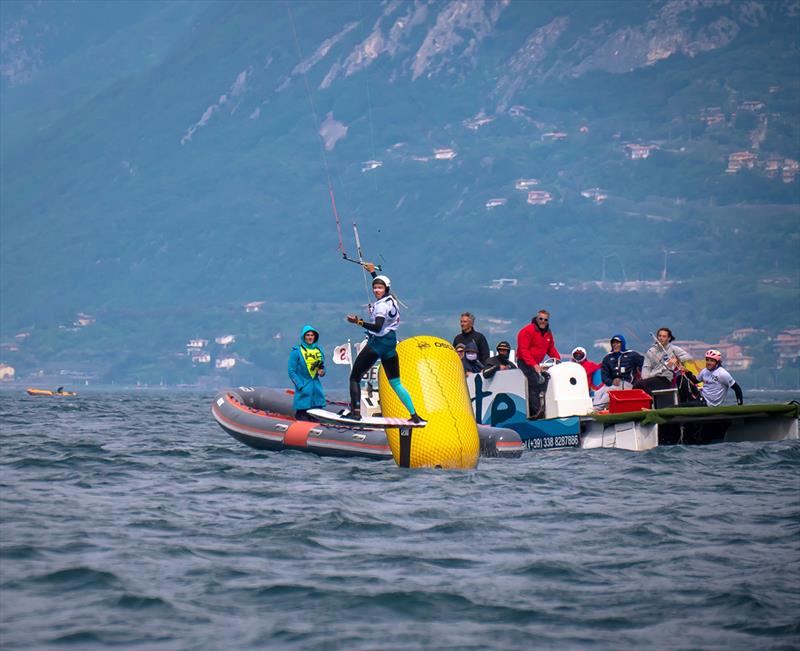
[212,386,525,460]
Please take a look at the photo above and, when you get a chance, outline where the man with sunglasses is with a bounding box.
[516,310,561,418]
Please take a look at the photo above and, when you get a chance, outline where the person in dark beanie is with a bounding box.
[482,341,517,378]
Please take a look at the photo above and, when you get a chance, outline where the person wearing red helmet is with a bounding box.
[685,349,743,407]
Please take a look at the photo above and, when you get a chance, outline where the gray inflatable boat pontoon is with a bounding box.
[212,387,524,460]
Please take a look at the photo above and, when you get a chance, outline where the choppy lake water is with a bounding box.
[1,390,798,650]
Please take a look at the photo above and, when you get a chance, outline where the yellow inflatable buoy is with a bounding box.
[379,336,480,469]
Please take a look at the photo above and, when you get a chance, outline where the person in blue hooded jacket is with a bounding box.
[600,334,644,389]
[288,325,326,421]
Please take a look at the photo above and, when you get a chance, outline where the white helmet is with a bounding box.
[571,346,587,361]
[372,275,391,289]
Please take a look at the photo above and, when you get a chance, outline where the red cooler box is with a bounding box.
[608,389,652,414]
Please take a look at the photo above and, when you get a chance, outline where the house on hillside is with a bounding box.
[216,357,236,370]
[782,159,798,183]
[463,114,495,130]
[774,329,800,368]
[0,364,15,381]
[764,157,783,177]
[361,160,382,172]
[716,344,753,371]
[726,151,758,174]
[485,198,507,209]
[728,328,764,341]
[245,301,264,313]
[739,100,765,112]
[527,190,553,205]
[581,187,608,204]
[515,178,539,190]
[541,132,567,142]
[433,148,456,160]
[215,335,235,346]
[74,313,95,327]
[700,106,725,126]
[625,144,658,160]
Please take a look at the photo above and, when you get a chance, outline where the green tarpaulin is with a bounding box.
[589,402,800,426]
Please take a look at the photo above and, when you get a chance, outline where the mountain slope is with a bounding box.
[1,0,798,382]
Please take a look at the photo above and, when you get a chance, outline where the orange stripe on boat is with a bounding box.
[283,421,316,448]
[213,398,391,451]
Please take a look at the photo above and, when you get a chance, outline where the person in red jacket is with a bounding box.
[516,309,561,418]
[571,346,602,392]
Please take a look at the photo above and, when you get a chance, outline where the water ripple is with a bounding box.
[0,390,798,651]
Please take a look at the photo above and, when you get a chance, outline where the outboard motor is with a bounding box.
[544,361,594,419]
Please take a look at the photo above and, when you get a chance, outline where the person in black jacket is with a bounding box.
[482,341,517,378]
[461,340,484,375]
[600,334,644,389]
[453,312,490,364]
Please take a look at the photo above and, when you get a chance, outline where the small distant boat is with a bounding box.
[25,387,77,397]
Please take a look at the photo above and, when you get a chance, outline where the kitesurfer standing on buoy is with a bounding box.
[345,263,423,423]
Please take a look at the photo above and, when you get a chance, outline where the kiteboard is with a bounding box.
[307,408,426,429]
